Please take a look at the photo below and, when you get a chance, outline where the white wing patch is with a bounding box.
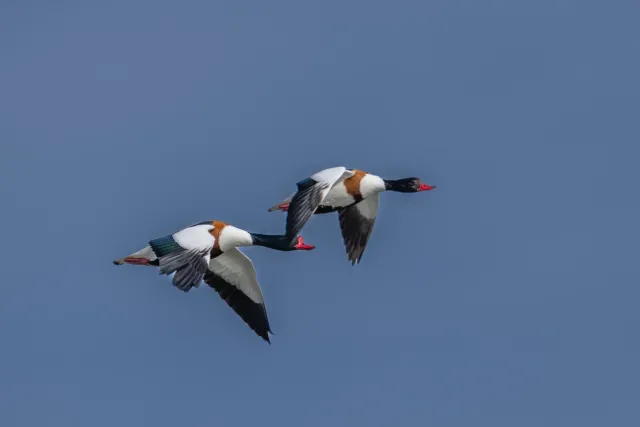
[173,224,215,251]
[356,194,380,220]
[310,166,354,187]
[312,167,355,205]
[208,248,264,304]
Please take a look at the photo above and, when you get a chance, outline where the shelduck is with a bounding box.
[268,167,435,264]
[113,220,315,342]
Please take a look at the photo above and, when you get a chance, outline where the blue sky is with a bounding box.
[1,1,639,425]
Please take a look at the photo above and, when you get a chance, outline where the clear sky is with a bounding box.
[1,1,639,426]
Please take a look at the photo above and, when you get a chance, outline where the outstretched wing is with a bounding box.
[285,167,354,241]
[204,248,272,343]
[149,224,215,292]
[338,194,379,265]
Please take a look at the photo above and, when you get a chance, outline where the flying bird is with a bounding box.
[113,220,315,342]
[268,167,435,264]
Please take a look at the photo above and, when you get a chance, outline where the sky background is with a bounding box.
[1,1,639,426]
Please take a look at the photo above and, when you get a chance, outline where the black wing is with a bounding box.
[157,249,209,292]
[285,178,329,241]
[203,249,272,343]
[337,195,379,265]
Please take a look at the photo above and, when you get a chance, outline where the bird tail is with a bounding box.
[113,245,158,266]
[267,192,295,212]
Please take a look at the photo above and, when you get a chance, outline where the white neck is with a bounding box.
[218,226,254,252]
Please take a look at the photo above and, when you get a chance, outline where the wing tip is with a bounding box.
[257,318,274,344]
[347,251,364,265]
[258,329,272,344]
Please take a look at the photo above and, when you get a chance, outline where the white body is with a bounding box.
[122,223,256,263]
[321,172,385,208]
